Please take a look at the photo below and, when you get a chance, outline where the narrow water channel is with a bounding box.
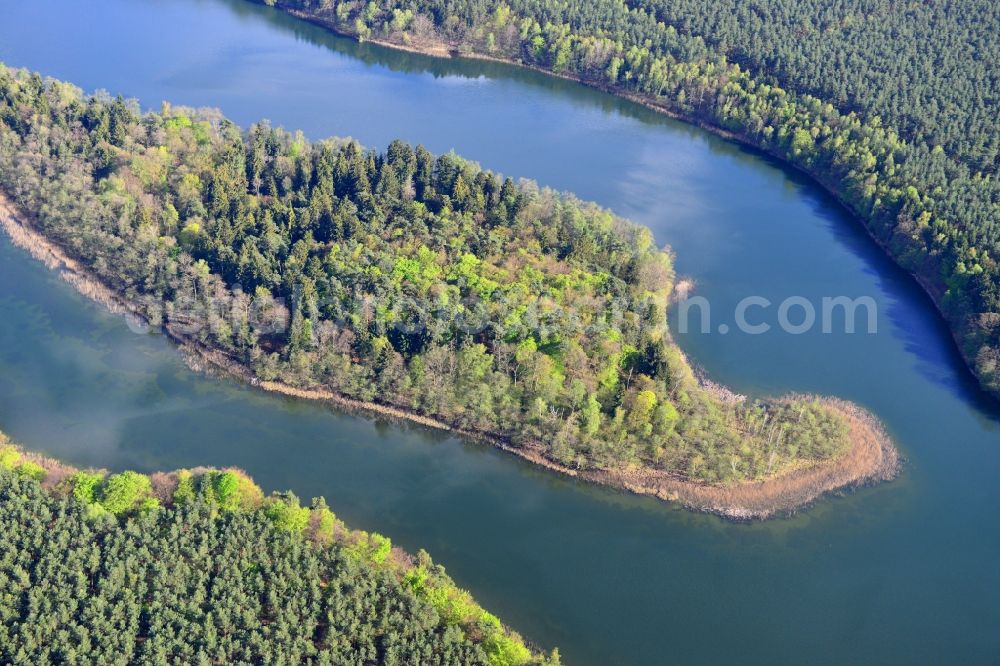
[0,1,998,663]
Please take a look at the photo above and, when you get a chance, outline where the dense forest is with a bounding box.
[0,65,855,485]
[0,435,555,665]
[263,0,1000,396]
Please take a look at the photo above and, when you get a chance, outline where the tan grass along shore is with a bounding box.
[0,186,897,520]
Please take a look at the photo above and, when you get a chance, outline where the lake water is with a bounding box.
[1,0,998,663]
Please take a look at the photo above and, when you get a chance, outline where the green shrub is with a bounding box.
[172,469,196,505]
[70,471,105,504]
[208,470,264,511]
[14,461,45,482]
[97,471,155,515]
[0,444,21,470]
[263,494,311,532]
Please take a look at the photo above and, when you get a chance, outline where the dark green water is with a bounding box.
[1,1,998,663]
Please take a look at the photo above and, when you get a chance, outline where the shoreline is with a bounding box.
[0,435,550,662]
[0,191,898,519]
[284,6,992,403]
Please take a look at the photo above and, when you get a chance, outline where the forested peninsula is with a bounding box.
[0,434,555,664]
[259,0,1000,399]
[0,66,897,517]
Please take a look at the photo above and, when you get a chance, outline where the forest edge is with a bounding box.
[282,6,996,409]
[0,192,899,520]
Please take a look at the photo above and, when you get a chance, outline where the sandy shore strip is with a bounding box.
[0,189,897,520]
